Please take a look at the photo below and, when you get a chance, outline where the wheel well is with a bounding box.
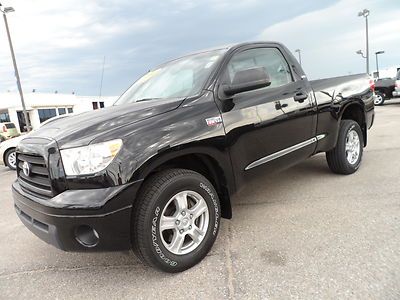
[147,154,232,219]
[341,104,367,146]
[375,87,392,98]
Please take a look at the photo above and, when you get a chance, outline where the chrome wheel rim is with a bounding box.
[374,94,383,105]
[159,190,209,255]
[7,151,16,169]
[345,129,360,165]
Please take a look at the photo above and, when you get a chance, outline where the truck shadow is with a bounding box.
[231,154,335,207]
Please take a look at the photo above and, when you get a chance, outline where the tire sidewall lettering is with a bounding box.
[149,180,220,268]
[199,182,220,236]
[151,206,178,267]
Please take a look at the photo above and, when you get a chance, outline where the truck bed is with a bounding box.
[310,73,369,98]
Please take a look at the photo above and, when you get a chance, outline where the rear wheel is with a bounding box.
[374,91,385,106]
[5,148,17,170]
[326,120,363,174]
[132,169,221,272]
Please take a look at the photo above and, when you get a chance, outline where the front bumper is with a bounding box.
[12,180,142,251]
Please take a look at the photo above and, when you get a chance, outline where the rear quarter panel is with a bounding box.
[311,74,374,153]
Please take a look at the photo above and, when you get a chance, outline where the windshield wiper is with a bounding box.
[135,98,162,102]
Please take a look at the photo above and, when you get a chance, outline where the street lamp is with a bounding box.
[295,49,302,66]
[356,49,366,58]
[358,8,370,74]
[375,50,385,78]
[0,3,31,132]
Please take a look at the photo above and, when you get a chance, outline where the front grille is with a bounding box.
[17,153,53,198]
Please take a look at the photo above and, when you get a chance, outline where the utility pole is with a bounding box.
[99,56,105,98]
[295,49,302,66]
[1,4,31,131]
[358,9,370,74]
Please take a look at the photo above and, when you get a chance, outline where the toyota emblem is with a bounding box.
[22,161,31,177]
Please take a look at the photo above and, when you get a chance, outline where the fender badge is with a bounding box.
[206,116,223,126]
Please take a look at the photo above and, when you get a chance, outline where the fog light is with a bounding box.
[75,225,99,247]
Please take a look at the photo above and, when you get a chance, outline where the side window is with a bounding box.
[226,48,293,88]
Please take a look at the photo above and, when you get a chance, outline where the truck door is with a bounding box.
[216,46,317,183]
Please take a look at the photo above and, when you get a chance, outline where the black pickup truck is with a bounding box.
[12,42,374,273]
[374,69,400,105]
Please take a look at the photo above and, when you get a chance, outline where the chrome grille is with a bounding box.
[17,153,53,198]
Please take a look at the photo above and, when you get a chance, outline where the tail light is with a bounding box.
[2,125,7,132]
[369,79,375,92]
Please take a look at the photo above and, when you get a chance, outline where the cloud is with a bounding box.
[258,0,400,79]
[1,0,397,96]
[0,0,156,94]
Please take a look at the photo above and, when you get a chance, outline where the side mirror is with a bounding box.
[223,67,271,97]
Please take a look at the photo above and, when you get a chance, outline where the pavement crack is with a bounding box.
[233,191,400,207]
[0,263,140,279]
[224,221,235,300]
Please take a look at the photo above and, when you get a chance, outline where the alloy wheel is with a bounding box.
[159,190,209,255]
[345,129,360,165]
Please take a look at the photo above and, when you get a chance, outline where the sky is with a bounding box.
[0,0,399,96]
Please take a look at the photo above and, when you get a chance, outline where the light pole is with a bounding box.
[375,50,384,78]
[356,49,366,59]
[295,49,302,66]
[358,8,370,74]
[0,3,31,132]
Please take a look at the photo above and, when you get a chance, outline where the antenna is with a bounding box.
[99,56,105,98]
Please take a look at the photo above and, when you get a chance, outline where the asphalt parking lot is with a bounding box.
[0,100,399,299]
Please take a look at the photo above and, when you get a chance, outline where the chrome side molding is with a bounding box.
[245,134,326,171]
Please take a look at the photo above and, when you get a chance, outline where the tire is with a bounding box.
[5,148,17,170]
[326,120,363,175]
[132,168,221,273]
[374,91,385,106]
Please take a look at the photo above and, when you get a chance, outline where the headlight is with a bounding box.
[60,139,123,176]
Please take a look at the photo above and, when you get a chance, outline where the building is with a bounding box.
[0,92,117,132]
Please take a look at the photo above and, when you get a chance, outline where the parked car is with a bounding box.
[0,115,70,170]
[374,70,400,105]
[12,42,374,273]
[0,122,20,142]
[392,69,400,98]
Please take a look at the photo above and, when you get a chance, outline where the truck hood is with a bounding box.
[28,97,184,148]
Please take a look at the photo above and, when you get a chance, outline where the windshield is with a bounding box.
[114,49,226,105]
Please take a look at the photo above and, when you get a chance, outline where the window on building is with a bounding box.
[58,108,66,115]
[67,107,73,114]
[38,108,57,123]
[92,102,98,110]
[99,102,105,108]
[0,112,10,122]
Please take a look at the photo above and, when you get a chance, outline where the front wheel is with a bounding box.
[132,169,221,272]
[374,91,385,106]
[326,120,363,174]
[5,148,17,170]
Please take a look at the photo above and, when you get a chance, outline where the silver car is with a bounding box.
[0,114,71,170]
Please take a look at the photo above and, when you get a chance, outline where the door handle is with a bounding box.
[293,92,308,103]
